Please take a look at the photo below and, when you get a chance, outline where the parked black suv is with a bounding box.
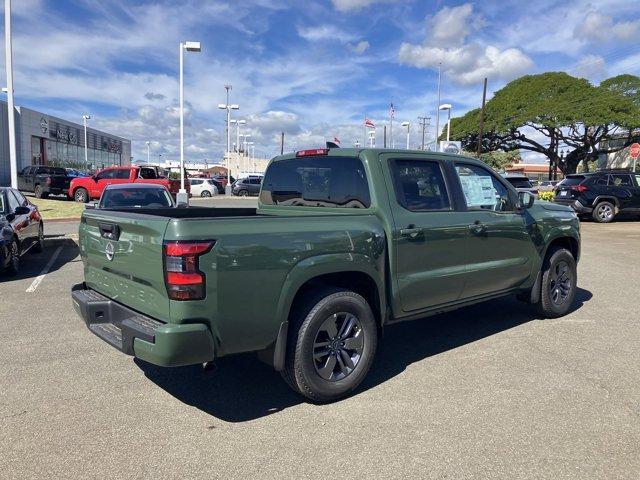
[554,170,640,223]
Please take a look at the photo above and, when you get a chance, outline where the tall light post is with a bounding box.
[145,141,150,165]
[368,130,376,148]
[434,62,442,152]
[401,122,410,149]
[439,104,452,142]
[5,0,17,187]
[218,87,239,194]
[82,114,91,171]
[178,40,201,205]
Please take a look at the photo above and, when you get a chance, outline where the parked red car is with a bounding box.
[69,166,189,202]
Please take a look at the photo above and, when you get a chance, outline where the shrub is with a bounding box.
[538,191,555,202]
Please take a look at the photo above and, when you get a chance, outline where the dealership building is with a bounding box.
[0,100,131,185]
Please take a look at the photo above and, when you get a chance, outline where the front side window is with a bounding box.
[455,164,514,212]
[113,169,131,180]
[261,156,371,208]
[390,159,450,211]
[96,169,116,180]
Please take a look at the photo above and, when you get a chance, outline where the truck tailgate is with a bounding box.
[79,211,171,322]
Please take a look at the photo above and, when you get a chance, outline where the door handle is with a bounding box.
[468,222,487,234]
[400,226,422,239]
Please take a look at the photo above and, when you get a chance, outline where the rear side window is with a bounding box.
[563,175,585,186]
[139,168,158,179]
[113,169,131,179]
[610,174,632,187]
[389,159,450,211]
[505,177,533,188]
[260,156,370,208]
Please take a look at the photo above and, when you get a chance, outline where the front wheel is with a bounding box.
[238,190,248,197]
[74,188,89,203]
[535,247,577,318]
[6,239,20,276]
[201,190,212,198]
[592,201,615,223]
[282,289,377,402]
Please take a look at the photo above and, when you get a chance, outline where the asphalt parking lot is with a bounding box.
[1,220,639,479]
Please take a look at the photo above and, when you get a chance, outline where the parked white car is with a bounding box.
[189,179,219,197]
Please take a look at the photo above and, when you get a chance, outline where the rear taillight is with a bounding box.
[571,184,588,192]
[163,241,215,300]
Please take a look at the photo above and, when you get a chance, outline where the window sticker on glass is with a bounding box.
[458,175,496,207]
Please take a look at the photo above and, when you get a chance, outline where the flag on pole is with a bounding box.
[333,137,341,145]
[389,102,395,119]
[364,117,375,128]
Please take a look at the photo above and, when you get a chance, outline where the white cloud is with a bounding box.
[297,25,356,43]
[572,55,608,81]
[427,3,483,48]
[350,41,370,54]
[574,11,640,43]
[331,0,400,12]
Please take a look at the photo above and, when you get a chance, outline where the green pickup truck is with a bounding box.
[72,148,580,402]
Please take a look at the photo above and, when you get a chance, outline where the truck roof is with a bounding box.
[271,148,474,163]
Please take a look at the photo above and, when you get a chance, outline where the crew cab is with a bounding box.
[72,148,581,402]
[18,165,73,198]
[69,165,187,203]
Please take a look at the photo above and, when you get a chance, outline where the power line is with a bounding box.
[417,116,431,150]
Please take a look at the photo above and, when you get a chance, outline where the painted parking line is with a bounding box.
[26,245,63,293]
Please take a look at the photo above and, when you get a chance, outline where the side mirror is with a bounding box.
[85,202,96,210]
[14,206,30,215]
[518,191,535,210]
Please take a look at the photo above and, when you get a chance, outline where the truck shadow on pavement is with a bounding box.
[137,288,592,423]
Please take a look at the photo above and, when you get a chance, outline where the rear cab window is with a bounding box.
[260,156,371,208]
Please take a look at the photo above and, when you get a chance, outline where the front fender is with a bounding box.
[275,252,385,325]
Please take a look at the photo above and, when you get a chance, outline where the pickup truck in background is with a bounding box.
[72,148,580,402]
[69,165,187,202]
[18,165,73,198]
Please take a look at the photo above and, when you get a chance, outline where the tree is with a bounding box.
[447,72,640,174]
[478,150,521,171]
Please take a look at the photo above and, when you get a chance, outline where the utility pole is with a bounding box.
[5,0,17,188]
[383,125,387,148]
[418,116,430,150]
[434,62,442,152]
[477,77,488,158]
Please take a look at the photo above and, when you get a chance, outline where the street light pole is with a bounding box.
[217,90,239,194]
[401,122,410,149]
[435,62,442,152]
[178,41,201,206]
[5,0,17,187]
[438,104,452,144]
[145,141,150,165]
[82,115,91,171]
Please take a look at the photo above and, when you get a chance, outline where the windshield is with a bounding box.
[261,156,370,208]
[99,188,174,209]
[505,177,533,188]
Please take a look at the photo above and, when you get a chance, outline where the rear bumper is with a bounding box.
[553,198,592,214]
[71,283,215,367]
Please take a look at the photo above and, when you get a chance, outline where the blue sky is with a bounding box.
[2,0,639,164]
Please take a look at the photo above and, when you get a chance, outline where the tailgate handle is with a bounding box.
[99,222,121,241]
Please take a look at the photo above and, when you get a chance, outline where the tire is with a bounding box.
[74,188,89,203]
[238,190,248,197]
[535,247,577,318]
[282,288,378,402]
[6,239,20,276]
[34,185,43,199]
[592,201,615,223]
[32,223,44,253]
[201,190,212,198]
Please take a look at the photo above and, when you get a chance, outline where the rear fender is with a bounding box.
[593,195,620,210]
[276,253,385,325]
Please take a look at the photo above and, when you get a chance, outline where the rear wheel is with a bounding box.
[74,188,89,203]
[34,185,45,199]
[201,190,212,197]
[32,223,44,253]
[592,201,615,223]
[535,247,577,318]
[282,288,377,402]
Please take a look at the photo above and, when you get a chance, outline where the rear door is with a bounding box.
[385,156,467,311]
[609,174,635,210]
[632,175,640,209]
[80,210,172,321]
[452,162,536,299]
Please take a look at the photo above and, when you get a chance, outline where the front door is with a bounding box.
[386,157,468,312]
[451,162,536,299]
